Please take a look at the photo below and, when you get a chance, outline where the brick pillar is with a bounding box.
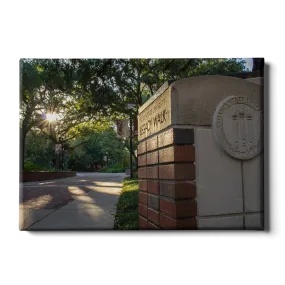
[138,127,197,230]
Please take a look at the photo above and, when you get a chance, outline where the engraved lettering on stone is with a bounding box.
[246,107,253,146]
[138,89,171,140]
[238,107,246,147]
[213,96,262,160]
[232,107,238,149]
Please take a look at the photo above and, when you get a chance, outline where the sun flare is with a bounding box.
[46,113,59,122]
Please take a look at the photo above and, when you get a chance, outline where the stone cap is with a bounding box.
[138,75,263,140]
[139,72,263,115]
[170,75,263,126]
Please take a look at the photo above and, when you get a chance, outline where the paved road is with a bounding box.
[19,172,126,230]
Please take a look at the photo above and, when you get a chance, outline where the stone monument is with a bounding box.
[137,74,264,230]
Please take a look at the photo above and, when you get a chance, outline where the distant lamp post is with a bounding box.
[126,103,136,178]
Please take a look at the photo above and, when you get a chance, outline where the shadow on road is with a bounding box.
[19,173,126,230]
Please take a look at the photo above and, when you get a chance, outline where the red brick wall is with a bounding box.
[137,127,197,230]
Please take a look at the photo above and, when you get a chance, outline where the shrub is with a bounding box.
[24,161,56,172]
[99,166,126,173]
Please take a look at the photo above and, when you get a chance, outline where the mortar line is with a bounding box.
[197,211,263,218]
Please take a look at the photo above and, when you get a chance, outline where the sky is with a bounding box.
[243,58,253,71]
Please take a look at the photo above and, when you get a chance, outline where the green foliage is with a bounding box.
[24,131,55,169]
[24,125,128,172]
[67,128,127,171]
[21,59,247,125]
[122,150,130,168]
[24,161,56,172]
[102,58,247,110]
[114,178,139,230]
[123,136,138,169]
[99,166,126,173]
[20,59,116,170]
[21,58,248,172]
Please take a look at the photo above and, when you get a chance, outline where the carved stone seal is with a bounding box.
[212,96,262,160]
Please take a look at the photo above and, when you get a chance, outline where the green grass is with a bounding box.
[114,177,139,230]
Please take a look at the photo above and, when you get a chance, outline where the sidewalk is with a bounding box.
[20,173,126,230]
